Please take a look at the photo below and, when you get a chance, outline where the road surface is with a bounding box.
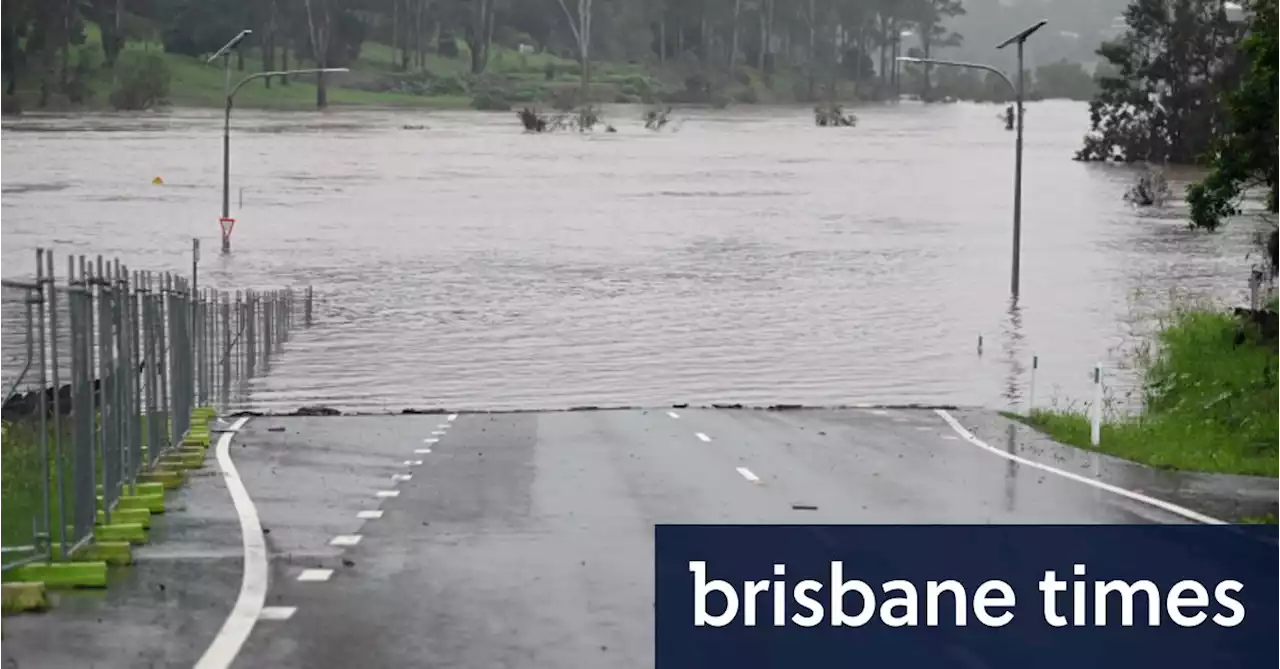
[0,408,1220,669]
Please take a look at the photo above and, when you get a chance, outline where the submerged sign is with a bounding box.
[655,525,1277,669]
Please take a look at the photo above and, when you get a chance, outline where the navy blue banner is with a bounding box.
[655,525,1277,669]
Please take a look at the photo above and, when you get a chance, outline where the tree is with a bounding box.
[304,0,333,108]
[1075,0,1244,164]
[553,0,593,95]
[474,0,498,74]
[1186,0,1278,231]
[911,0,965,101]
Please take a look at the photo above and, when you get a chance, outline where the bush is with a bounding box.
[615,93,641,104]
[109,52,170,111]
[429,73,468,96]
[732,86,759,104]
[506,85,541,103]
[470,90,511,111]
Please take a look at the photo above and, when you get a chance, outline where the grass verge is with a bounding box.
[1010,308,1277,478]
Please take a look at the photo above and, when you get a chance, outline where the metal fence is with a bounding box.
[1,247,314,572]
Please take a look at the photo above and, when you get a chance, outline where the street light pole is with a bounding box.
[207,30,252,254]
[208,65,349,254]
[996,20,1046,301]
[897,20,1046,301]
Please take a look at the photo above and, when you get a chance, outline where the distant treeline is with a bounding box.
[2,1,1121,112]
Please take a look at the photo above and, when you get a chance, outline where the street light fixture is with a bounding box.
[897,19,1047,301]
[215,67,349,253]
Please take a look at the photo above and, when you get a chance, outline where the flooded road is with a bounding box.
[0,102,1264,413]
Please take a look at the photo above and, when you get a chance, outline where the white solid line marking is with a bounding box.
[415,448,432,454]
[193,416,259,669]
[423,438,438,443]
[329,535,362,547]
[736,467,761,483]
[392,474,412,482]
[297,569,333,582]
[357,510,384,520]
[667,411,680,419]
[934,410,1226,525]
[376,490,400,498]
[695,432,712,442]
[448,414,458,421]
[259,606,297,621]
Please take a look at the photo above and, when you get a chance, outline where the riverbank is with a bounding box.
[1010,304,1278,479]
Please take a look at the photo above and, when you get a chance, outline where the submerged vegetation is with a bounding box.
[1017,306,1278,477]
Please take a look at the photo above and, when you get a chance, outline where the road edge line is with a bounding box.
[934,410,1227,525]
[194,416,264,669]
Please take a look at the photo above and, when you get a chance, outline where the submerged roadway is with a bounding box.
[1,407,1249,669]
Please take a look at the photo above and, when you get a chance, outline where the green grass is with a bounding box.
[0,422,47,557]
[1011,309,1278,477]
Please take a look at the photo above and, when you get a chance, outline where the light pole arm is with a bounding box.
[896,57,1016,97]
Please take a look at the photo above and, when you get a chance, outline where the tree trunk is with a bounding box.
[281,45,290,85]
[729,0,741,72]
[392,0,400,70]
[659,18,666,64]
[316,70,327,108]
[807,0,816,101]
[263,3,276,88]
[921,38,931,100]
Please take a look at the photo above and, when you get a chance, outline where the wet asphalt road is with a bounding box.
[1,408,1237,669]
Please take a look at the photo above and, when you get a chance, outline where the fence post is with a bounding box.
[33,250,53,557]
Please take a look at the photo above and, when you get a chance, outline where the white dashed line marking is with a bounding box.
[415,448,432,454]
[431,430,446,435]
[437,423,450,429]
[736,467,761,483]
[329,535,362,547]
[392,474,412,482]
[403,460,424,466]
[259,606,297,621]
[448,414,458,421]
[297,569,333,582]
[375,490,400,498]
[871,410,889,416]
[941,435,959,441]
[357,510,384,520]
[695,432,712,442]
[667,411,680,419]
[915,426,933,431]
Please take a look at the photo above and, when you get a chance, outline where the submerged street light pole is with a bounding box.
[208,30,252,254]
[897,19,1046,301]
[211,65,349,253]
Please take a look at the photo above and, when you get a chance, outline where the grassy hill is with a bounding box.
[4,22,833,114]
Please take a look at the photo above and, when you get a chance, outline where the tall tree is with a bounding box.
[553,0,593,94]
[303,0,332,108]
[912,0,965,100]
[1076,0,1244,164]
[1186,0,1278,232]
[464,0,497,74]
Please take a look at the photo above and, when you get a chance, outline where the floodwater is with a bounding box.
[0,102,1266,413]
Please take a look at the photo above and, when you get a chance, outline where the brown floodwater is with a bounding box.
[1,101,1266,412]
